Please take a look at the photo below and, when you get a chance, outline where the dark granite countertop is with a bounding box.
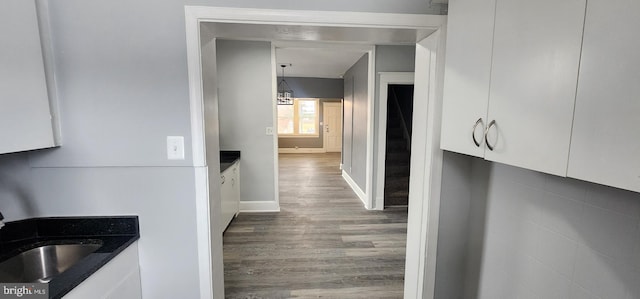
[220,150,240,173]
[0,216,139,299]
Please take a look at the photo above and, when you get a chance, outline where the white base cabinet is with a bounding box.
[63,242,142,299]
[220,161,240,232]
[567,0,640,193]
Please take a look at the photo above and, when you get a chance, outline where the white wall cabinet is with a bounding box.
[441,0,586,176]
[440,0,496,158]
[567,0,640,193]
[0,0,58,154]
[63,242,142,299]
[220,161,240,231]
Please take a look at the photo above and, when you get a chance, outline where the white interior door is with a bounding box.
[323,102,342,152]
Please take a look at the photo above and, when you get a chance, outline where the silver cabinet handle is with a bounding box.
[485,120,496,151]
[472,118,484,147]
[221,175,225,184]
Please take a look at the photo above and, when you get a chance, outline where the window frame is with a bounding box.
[277,98,320,138]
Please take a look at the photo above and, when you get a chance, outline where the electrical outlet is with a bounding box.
[167,136,185,160]
[266,127,273,135]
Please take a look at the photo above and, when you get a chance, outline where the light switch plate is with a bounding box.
[167,136,185,160]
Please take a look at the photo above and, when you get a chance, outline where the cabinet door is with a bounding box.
[220,169,234,231]
[440,0,496,157]
[232,163,240,215]
[567,0,640,192]
[0,0,55,154]
[485,0,586,176]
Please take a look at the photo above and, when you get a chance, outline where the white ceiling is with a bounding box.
[275,44,369,79]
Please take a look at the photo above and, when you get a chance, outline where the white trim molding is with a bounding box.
[278,148,327,154]
[270,43,281,218]
[342,170,369,209]
[403,28,446,299]
[364,46,377,211]
[374,72,415,210]
[185,6,446,30]
[239,201,281,213]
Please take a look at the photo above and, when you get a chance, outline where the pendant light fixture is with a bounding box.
[277,64,294,105]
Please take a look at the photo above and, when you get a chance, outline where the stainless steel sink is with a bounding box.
[0,242,102,283]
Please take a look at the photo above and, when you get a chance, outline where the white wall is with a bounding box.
[435,152,640,299]
[372,45,416,202]
[216,39,275,203]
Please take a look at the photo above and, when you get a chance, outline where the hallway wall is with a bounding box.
[217,40,276,203]
[342,54,369,191]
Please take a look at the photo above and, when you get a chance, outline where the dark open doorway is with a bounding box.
[384,84,414,207]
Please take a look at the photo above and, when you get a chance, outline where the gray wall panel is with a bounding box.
[435,154,640,299]
[0,153,36,221]
[343,54,369,190]
[278,77,344,99]
[217,40,275,203]
[29,167,200,299]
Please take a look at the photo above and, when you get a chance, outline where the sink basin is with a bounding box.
[0,242,102,283]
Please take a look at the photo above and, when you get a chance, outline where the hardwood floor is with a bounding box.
[223,153,408,299]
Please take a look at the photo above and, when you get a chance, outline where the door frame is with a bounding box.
[374,72,415,210]
[323,101,343,153]
[184,6,446,299]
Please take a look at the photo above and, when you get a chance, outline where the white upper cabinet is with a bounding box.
[567,0,640,192]
[441,0,586,176]
[0,0,57,154]
[484,0,586,176]
[441,0,496,158]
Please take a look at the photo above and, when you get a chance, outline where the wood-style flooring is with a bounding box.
[223,153,408,299]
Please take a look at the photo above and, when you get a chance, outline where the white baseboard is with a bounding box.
[341,170,368,209]
[278,148,326,154]
[239,201,281,212]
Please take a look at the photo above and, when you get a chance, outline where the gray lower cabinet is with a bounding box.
[0,0,58,154]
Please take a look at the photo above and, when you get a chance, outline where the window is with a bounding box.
[277,99,319,137]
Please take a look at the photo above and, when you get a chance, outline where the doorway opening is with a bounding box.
[384,84,414,207]
[184,7,446,299]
